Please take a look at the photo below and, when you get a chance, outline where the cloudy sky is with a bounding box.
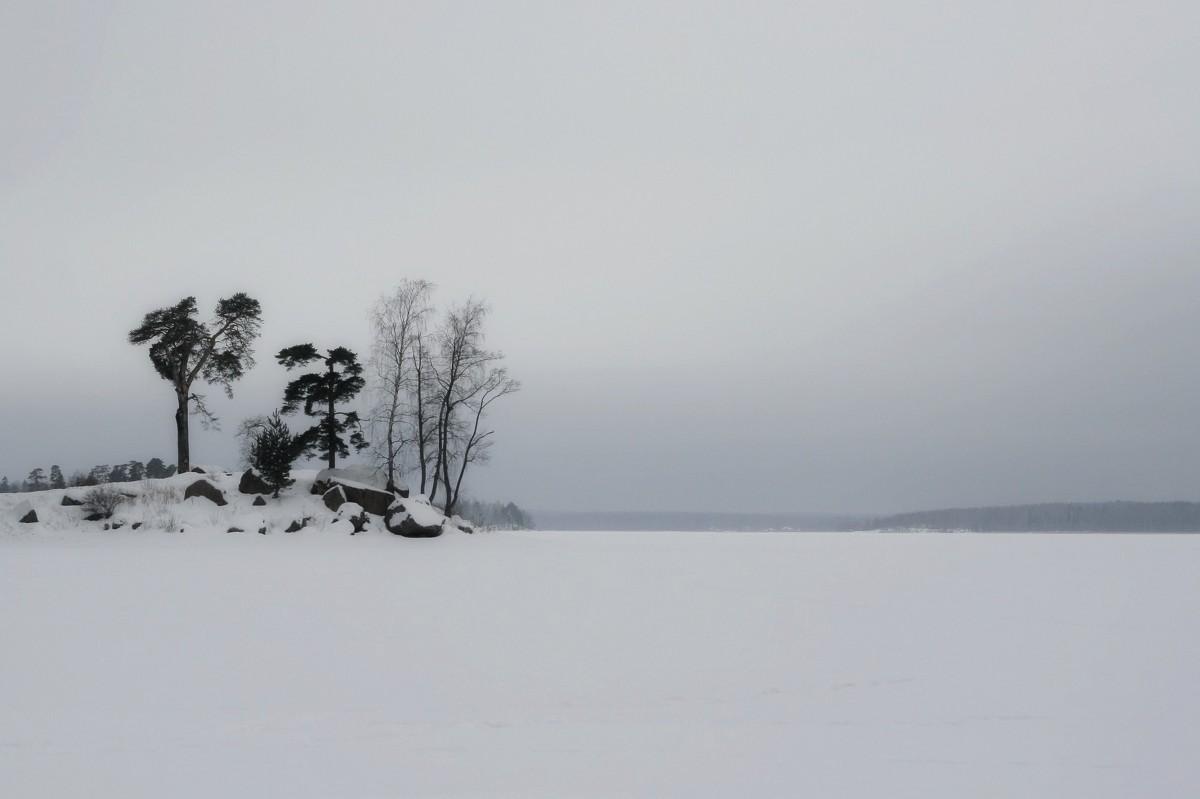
[2,1,1197,513]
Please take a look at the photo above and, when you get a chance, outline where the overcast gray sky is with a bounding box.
[2,0,1198,513]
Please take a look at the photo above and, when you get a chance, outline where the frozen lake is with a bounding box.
[2,529,1196,797]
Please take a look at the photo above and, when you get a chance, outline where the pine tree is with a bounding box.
[128,294,263,472]
[26,468,47,491]
[277,345,368,469]
[49,465,66,490]
[127,460,146,481]
[144,458,176,479]
[0,476,9,493]
[250,411,297,498]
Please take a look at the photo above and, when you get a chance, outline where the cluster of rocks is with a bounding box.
[311,472,443,537]
[12,467,449,539]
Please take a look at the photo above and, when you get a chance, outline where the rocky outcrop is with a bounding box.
[184,478,227,506]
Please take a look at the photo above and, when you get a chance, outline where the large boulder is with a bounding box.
[238,469,272,495]
[384,503,443,538]
[311,472,398,517]
[184,478,227,506]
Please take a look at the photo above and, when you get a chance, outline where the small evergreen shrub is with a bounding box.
[250,411,297,497]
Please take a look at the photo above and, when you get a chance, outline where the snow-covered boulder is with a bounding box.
[184,478,227,506]
[384,497,444,538]
[312,469,398,516]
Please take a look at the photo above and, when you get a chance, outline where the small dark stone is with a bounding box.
[84,512,106,522]
[19,509,38,524]
[253,495,267,506]
[238,469,272,495]
[284,519,305,533]
[227,527,244,533]
[111,521,124,530]
[258,526,267,535]
[184,478,227,506]
[191,466,206,474]
[132,522,143,530]
[61,495,83,506]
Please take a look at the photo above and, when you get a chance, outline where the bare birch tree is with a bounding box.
[427,299,519,517]
[368,279,434,492]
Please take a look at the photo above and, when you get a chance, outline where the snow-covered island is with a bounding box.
[0,466,470,539]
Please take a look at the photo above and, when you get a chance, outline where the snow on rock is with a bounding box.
[312,468,402,515]
[383,493,445,537]
[183,478,227,506]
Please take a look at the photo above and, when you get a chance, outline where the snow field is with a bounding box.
[1,529,1197,797]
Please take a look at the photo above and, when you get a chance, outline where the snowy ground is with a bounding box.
[1,524,1196,797]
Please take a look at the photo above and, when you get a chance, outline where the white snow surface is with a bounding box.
[1,498,1197,797]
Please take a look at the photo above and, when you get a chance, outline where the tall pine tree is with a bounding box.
[277,345,368,469]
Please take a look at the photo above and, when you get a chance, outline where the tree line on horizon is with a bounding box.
[0,458,177,494]
[865,501,1200,533]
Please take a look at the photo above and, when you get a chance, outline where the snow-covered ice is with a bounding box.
[1,521,1196,797]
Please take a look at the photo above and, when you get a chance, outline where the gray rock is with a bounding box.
[61,495,83,506]
[384,505,443,538]
[284,519,306,533]
[323,485,347,512]
[312,470,400,516]
[227,527,244,533]
[238,469,272,495]
[19,508,37,524]
[184,478,227,506]
[252,495,267,507]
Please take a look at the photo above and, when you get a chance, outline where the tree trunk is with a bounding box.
[327,358,337,469]
[175,391,190,473]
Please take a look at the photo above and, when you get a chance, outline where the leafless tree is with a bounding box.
[427,299,519,517]
[445,366,520,514]
[368,279,434,492]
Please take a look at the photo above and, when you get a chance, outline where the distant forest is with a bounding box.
[866,502,1200,533]
[0,459,177,493]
